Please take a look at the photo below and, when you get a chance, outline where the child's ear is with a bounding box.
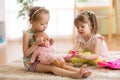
[30,20,33,24]
[90,25,93,29]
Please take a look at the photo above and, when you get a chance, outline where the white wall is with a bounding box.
[0,0,5,21]
[5,0,74,40]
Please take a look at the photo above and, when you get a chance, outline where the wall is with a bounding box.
[5,0,74,40]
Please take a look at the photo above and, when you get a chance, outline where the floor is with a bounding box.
[0,35,120,65]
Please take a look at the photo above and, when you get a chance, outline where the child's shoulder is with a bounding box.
[24,30,35,35]
[23,30,35,39]
[95,34,105,40]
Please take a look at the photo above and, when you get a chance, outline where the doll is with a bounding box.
[30,32,64,68]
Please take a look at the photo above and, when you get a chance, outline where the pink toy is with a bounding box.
[98,58,120,69]
[64,50,78,59]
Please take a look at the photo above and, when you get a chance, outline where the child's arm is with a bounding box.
[23,31,41,57]
[72,36,80,51]
[74,38,102,60]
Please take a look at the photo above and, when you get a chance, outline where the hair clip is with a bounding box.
[87,11,94,15]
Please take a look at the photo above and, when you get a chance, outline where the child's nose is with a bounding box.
[78,27,82,31]
[43,24,47,28]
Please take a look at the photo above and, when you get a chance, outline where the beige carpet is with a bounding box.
[0,52,120,80]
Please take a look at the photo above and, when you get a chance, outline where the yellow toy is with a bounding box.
[66,50,102,66]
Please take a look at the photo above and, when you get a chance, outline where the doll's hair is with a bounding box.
[74,11,98,34]
[34,32,49,42]
[29,6,49,21]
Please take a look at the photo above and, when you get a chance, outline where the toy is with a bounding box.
[64,50,102,66]
[64,50,91,59]
[30,32,65,68]
[98,58,120,69]
[64,50,78,59]
[30,31,53,64]
[34,31,50,47]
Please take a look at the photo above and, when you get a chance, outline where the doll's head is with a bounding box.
[34,32,49,46]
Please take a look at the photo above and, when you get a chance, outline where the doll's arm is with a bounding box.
[49,38,54,45]
[30,48,40,64]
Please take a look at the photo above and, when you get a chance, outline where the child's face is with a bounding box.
[76,21,92,38]
[32,14,50,32]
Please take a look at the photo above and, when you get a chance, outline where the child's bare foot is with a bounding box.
[72,64,88,79]
[81,64,92,78]
[83,70,92,78]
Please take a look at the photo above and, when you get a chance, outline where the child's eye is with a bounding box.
[41,23,44,25]
[81,26,85,28]
[76,26,79,29]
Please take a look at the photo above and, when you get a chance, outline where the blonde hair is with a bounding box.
[74,11,98,34]
[29,6,49,21]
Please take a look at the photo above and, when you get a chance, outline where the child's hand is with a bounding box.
[49,38,54,45]
[74,53,82,58]
[35,37,44,46]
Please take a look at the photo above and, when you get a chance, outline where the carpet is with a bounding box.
[0,52,120,80]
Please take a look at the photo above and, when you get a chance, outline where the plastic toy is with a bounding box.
[64,50,91,59]
[64,50,78,59]
[98,58,120,69]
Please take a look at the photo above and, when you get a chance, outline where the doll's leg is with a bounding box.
[30,48,41,64]
[36,63,91,79]
[52,59,62,68]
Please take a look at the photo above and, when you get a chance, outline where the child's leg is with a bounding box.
[83,70,92,78]
[62,62,78,71]
[63,63,92,77]
[36,63,91,79]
